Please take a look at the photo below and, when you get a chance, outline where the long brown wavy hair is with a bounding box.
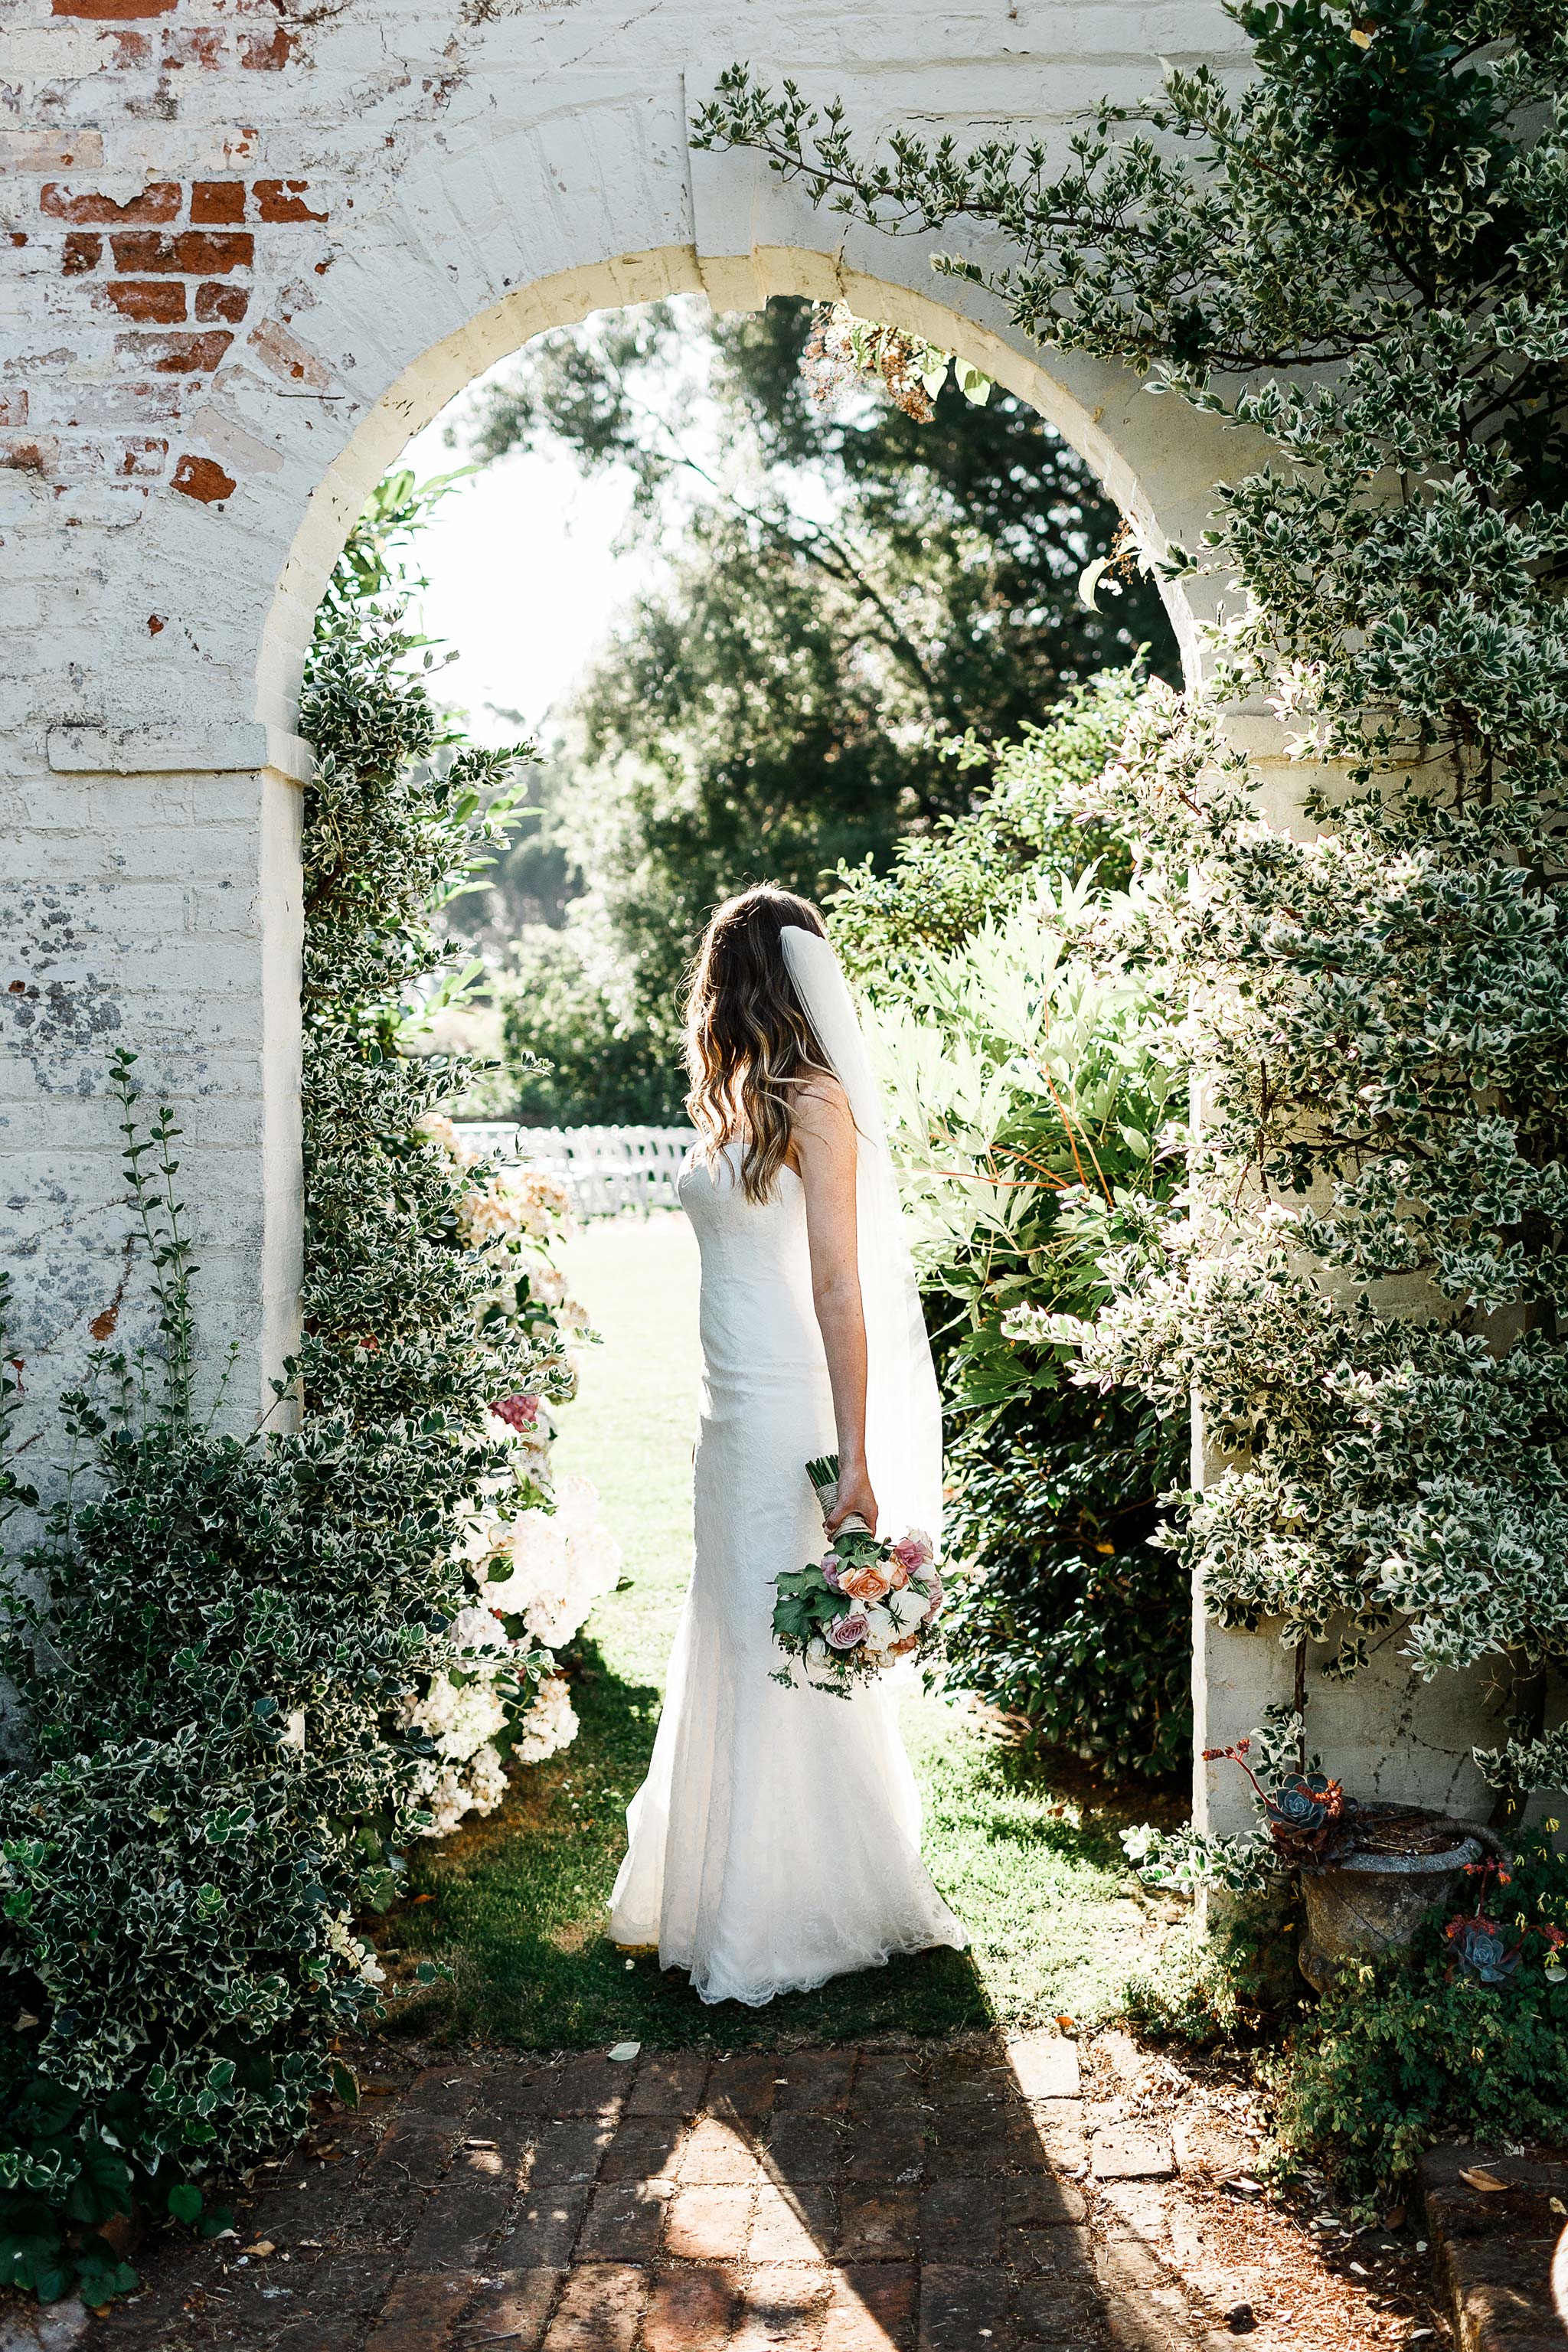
[684,886,834,1202]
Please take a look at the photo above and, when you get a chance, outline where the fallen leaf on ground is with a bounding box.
[1459,2167,1508,2193]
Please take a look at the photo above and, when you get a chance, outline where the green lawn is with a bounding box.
[387,1210,1175,2049]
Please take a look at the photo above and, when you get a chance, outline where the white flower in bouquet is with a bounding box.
[861,1602,902,1656]
[885,1583,926,1638]
[514,1672,579,1763]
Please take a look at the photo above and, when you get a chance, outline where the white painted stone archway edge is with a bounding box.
[2,1,1502,1833]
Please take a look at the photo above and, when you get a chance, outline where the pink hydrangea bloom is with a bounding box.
[491,1392,541,1432]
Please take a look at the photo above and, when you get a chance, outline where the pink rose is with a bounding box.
[491,1392,540,1431]
[822,1553,844,1591]
[921,1575,945,1622]
[890,1532,933,1575]
[826,1611,869,1650]
[841,1563,890,1606]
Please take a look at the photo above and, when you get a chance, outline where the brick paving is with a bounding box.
[70,2037,1217,2352]
[1419,2145,1568,2351]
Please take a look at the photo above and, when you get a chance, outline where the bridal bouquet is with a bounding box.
[769,1455,945,1694]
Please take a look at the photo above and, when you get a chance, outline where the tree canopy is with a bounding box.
[455,295,1177,1112]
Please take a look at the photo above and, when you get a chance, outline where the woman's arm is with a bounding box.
[791,1078,877,1537]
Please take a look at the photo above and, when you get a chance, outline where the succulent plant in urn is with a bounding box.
[1263,1771,1354,1867]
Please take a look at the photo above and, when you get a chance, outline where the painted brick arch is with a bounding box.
[5,0,1502,1830]
[3,0,1248,1406]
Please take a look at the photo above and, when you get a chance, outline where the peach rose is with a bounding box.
[840,1563,890,1605]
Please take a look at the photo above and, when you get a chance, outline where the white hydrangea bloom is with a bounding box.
[485,1476,622,1648]
[325,1909,386,1985]
[404,1671,508,1761]
[514,1673,579,1763]
[449,1604,510,1654]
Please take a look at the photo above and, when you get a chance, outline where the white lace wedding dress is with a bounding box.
[608,1140,966,2005]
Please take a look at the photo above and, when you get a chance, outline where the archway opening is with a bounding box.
[285,280,1196,2085]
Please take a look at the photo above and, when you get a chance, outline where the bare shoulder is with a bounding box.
[789,1073,854,1151]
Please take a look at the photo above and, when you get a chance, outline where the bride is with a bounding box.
[609,884,965,2005]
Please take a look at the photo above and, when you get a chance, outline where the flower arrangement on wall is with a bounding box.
[401,1123,622,1835]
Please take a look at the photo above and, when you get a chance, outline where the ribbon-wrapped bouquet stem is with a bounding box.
[770,1455,946,1694]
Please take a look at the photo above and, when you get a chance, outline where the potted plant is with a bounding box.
[1202,1736,1502,1990]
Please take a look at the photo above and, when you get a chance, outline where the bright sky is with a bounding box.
[394,300,843,750]
[400,400,664,750]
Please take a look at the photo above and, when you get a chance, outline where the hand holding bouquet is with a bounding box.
[769,1455,945,1694]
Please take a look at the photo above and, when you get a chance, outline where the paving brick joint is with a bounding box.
[64,2035,1220,2352]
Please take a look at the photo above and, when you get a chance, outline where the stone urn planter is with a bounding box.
[1297,1804,1500,1991]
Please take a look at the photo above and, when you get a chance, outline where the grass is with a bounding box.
[384,1210,1179,2050]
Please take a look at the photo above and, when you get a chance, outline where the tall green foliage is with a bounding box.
[0,481,574,2306]
[698,2,1568,1793]
[836,684,1191,1777]
[460,296,1176,1112]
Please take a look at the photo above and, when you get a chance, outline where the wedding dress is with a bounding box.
[607,1135,967,2006]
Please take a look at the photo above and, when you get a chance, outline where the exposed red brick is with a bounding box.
[253,178,327,224]
[238,24,291,67]
[103,27,152,63]
[148,613,165,634]
[9,234,25,249]
[40,181,179,226]
[194,280,248,324]
[106,279,186,322]
[0,438,57,474]
[0,392,28,427]
[52,0,174,15]
[247,316,330,387]
[191,180,247,225]
[117,328,233,374]
[162,27,224,67]
[109,230,253,274]
[170,450,236,502]
[61,233,103,276]
[115,434,168,477]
